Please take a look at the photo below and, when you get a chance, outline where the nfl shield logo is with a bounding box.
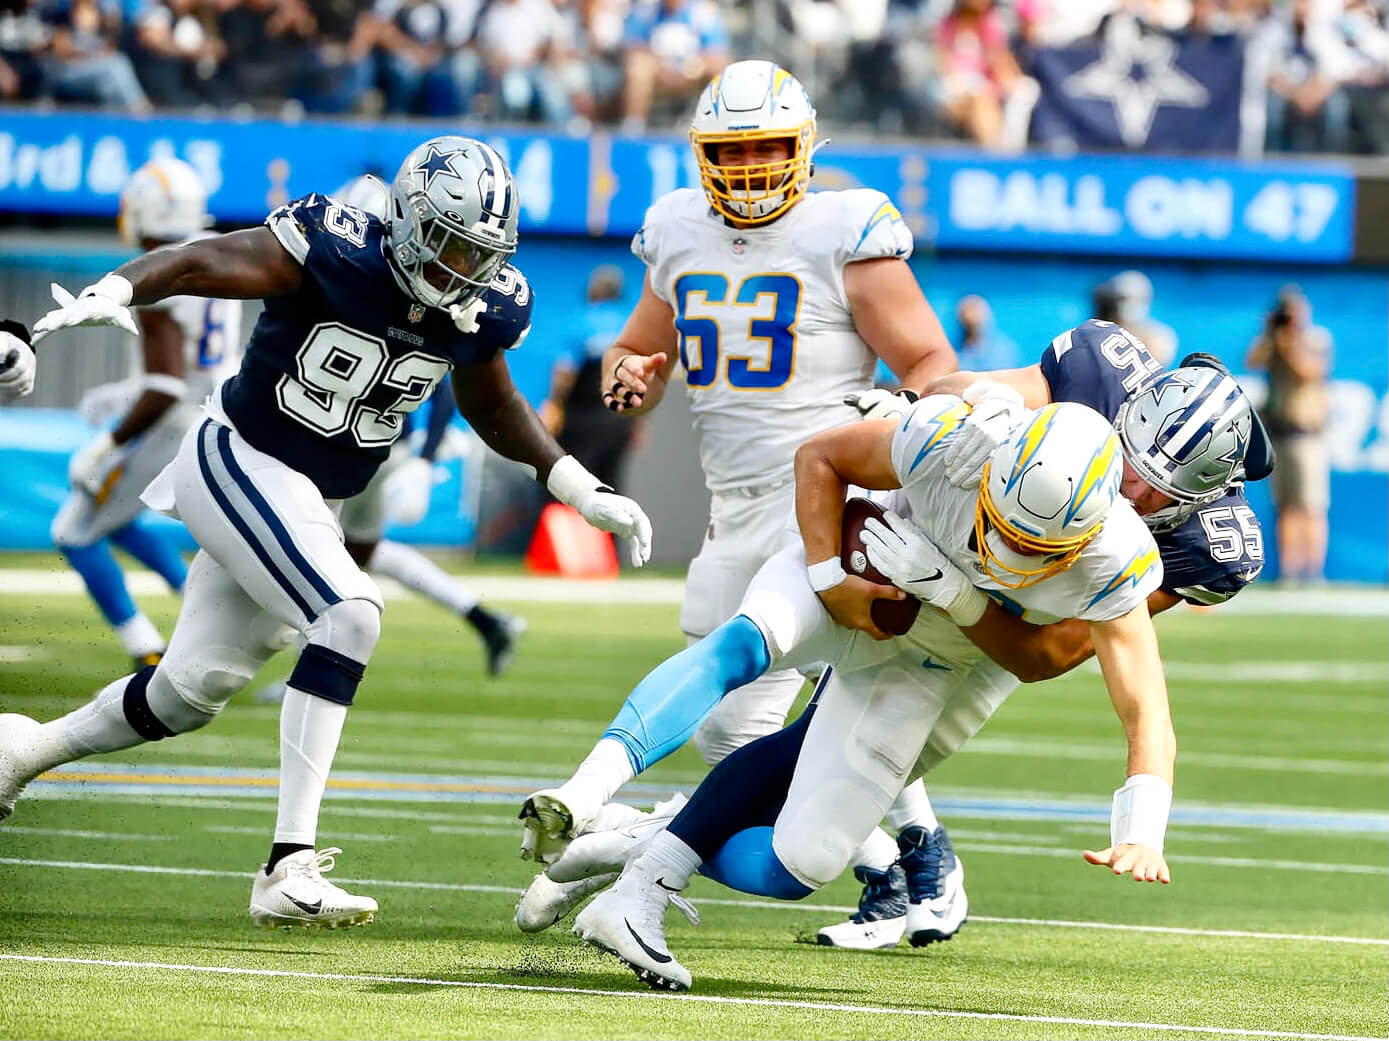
[731,237,746,256]
[407,304,425,323]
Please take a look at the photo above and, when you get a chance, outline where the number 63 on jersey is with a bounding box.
[673,273,801,391]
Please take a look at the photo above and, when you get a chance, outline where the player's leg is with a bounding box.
[167,419,386,924]
[50,434,181,666]
[339,454,525,676]
[0,550,294,821]
[109,519,188,593]
[819,659,1019,948]
[522,540,848,859]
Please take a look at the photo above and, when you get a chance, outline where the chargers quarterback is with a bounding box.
[51,158,241,669]
[519,59,956,868]
[0,135,652,928]
[565,396,1177,991]
[514,322,1263,955]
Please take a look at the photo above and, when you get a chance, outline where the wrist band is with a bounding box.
[1110,773,1172,852]
[546,454,606,507]
[806,557,847,593]
[142,374,188,398]
[946,583,989,627]
[85,274,133,307]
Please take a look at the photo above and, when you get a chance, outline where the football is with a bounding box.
[840,497,921,636]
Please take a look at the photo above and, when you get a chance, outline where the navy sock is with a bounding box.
[266,842,312,874]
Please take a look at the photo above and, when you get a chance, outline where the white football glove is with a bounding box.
[69,430,121,498]
[941,380,1028,488]
[0,329,36,401]
[32,277,139,344]
[844,387,919,422]
[384,456,437,526]
[546,454,653,567]
[574,488,653,567]
[861,510,988,626]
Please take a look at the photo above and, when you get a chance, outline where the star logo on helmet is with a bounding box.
[414,144,463,190]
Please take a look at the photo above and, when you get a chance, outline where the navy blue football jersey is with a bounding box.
[1040,319,1264,605]
[219,194,532,498]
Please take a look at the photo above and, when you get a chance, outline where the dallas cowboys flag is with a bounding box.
[1030,23,1246,153]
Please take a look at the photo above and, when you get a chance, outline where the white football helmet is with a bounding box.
[118,157,211,245]
[689,59,817,225]
[1116,366,1252,532]
[976,402,1124,588]
[333,173,390,221]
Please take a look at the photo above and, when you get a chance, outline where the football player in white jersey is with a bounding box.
[50,158,242,669]
[519,59,955,859]
[568,398,1175,990]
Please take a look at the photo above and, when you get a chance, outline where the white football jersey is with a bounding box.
[887,396,1163,626]
[139,236,243,404]
[633,186,913,494]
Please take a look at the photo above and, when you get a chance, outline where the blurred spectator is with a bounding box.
[371,0,463,116]
[0,0,49,101]
[40,0,149,111]
[1336,0,1389,154]
[931,0,1025,148]
[216,0,315,112]
[546,0,628,126]
[539,265,642,493]
[621,0,729,132]
[475,0,569,124]
[1246,287,1333,586]
[1093,270,1177,365]
[1253,0,1351,153]
[952,294,1021,370]
[295,0,376,115]
[132,0,225,107]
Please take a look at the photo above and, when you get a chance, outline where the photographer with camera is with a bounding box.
[1246,286,1333,586]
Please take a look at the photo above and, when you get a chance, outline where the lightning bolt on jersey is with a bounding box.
[140,234,243,404]
[218,194,532,499]
[633,187,913,494]
[1041,319,1265,605]
[890,394,1163,626]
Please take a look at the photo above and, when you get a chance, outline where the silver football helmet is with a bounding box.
[1115,366,1253,532]
[386,136,518,311]
[333,173,390,221]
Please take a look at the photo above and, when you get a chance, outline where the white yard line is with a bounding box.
[2,569,1387,615]
[1,857,1383,947]
[0,954,1379,1041]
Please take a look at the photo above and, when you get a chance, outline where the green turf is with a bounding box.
[0,562,1385,1040]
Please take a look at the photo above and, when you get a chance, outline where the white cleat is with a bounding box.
[547,793,687,884]
[815,865,909,950]
[0,714,46,823]
[515,870,619,933]
[898,825,968,946]
[249,847,378,930]
[572,858,698,992]
[519,784,604,865]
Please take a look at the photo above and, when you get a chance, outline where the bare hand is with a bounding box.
[1082,843,1171,884]
[602,353,667,413]
[817,575,907,641]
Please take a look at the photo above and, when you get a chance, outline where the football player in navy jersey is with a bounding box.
[4,135,653,929]
[512,320,1269,959]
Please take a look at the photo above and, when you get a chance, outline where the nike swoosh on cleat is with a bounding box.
[287,895,323,915]
[654,877,682,894]
[624,919,673,963]
[910,569,943,583]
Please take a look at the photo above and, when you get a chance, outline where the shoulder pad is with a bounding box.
[1158,492,1265,603]
[1041,320,1162,423]
[475,264,534,352]
[890,394,971,486]
[631,188,705,267]
[266,193,377,268]
[836,189,914,263]
[1082,508,1164,620]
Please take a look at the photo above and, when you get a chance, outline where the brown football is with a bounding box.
[840,497,921,636]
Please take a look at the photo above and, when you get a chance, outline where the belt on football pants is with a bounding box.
[723,473,796,500]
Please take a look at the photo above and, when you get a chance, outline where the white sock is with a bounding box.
[886,779,940,833]
[115,613,164,657]
[640,831,702,892]
[849,827,899,872]
[559,737,635,808]
[368,540,479,615]
[59,675,144,758]
[273,687,348,846]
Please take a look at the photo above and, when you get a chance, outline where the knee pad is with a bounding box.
[127,666,220,738]
[158,637,266,718]
[303,596,381,661]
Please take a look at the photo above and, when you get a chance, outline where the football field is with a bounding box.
[0,559,1385,1041]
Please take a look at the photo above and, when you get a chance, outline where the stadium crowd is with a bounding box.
[0,0,1384,153]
